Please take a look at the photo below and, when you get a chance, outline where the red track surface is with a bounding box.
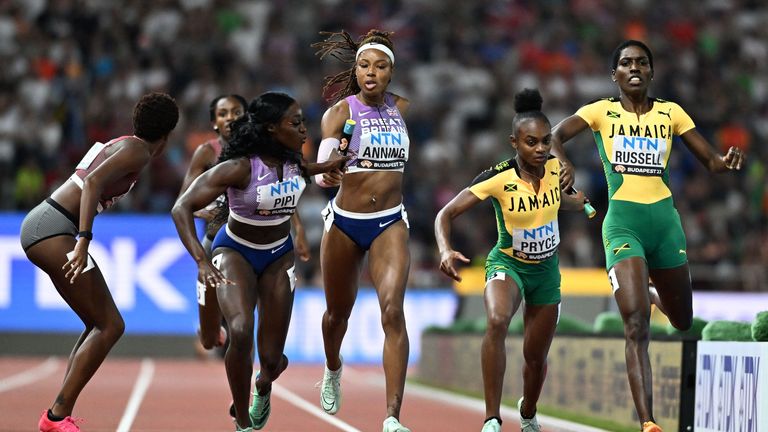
[0,356,556,432]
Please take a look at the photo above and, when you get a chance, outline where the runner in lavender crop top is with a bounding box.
[227,157,307,226]
[344,92,410,173]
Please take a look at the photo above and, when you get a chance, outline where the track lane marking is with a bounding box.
[344,366,608,432]
[0,356,59,393]
[117,358,155,432]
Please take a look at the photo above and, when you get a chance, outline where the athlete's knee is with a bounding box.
[259,353,286,379]
[486,311,513,336]
[226,320,254,350]
[199,329,220,350]
[380,302,405,333]
[523,354,547,373]
[99,315,125,344]
[669,308,692,331]
[623,312,650,343]
[324,308,351,328]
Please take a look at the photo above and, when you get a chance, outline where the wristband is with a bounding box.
[78,231,93,240]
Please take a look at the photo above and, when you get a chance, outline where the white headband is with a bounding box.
[356,43,395,65]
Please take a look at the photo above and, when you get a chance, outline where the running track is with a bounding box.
[0,356,606,432]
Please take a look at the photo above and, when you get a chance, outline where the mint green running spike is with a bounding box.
[249,374,271,430]
[481,418,501,432]
[382,416,411,432]
[319,355,343,415]
[518,397,541,432]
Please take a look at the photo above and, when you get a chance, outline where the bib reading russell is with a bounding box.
[575,97,695,204]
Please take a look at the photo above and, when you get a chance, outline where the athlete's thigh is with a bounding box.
[368,222,410,303]
[255,252,296,348]
[649,263,692,315]
[609,257,651,318]
[484,273,522,322]
[27,236,118,326]
[256,251,296,316]
[320,226,365,310]
[213,248,258,321]
[522,303,559,357]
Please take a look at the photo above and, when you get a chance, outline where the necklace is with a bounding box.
[516,157,543,181]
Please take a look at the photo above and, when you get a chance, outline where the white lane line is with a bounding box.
[272,382,362,432]
[344,366,608,432]
[0,357,59,393]
[116,358,155,432]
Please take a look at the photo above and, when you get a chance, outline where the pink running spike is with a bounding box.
[38,410,83,432]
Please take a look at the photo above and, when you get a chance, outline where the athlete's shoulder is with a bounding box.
[580,96,618,108]
[651,97,685,109]
[321,99,351,129]
[191,140,218,164]
[471,158,517,186]
[389,92,410,112]
[545,155,560,167]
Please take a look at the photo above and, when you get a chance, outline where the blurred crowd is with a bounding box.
[0,0,765,290]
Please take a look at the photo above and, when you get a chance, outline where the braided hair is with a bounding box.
[132,92,179,141]
[312,29,395,103]
[512,88,550,137]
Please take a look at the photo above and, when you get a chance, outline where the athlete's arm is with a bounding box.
[435,189,482,281]
[551,114,590,190]
[179,143,215,196]
[65,140,150,283]
[291,212,310,262]
[680,129,745,173]
[172,159,249,264]
[315,101,350,187]
[560,188,587,212]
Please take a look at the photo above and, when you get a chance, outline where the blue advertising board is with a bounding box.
[0,213,457,363]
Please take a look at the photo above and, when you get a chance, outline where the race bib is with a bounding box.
[610,135,667,176]
[356,118,409,170]
[75,142,106,170]
[511,219,560,261]
[255,176,306,216]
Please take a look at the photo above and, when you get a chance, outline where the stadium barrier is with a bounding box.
[694,342,767,432]
[418,332,697,431]
[0,213,457,362]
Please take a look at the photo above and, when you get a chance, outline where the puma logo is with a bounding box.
[658,108,671,120]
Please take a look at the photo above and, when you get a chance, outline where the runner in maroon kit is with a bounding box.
[20,92,179,432]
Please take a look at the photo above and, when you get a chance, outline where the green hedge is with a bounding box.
[667,316,708,339]
[752,311,768,342]
[702,320,753,341]
[593,312,624,335]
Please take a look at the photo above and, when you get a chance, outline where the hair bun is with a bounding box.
[514,88,543,113]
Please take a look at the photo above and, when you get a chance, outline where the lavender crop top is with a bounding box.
[227,156,306,226]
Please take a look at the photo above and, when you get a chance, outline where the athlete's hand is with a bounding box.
[197,259,235,289]
[306,156,351,175]
[193,208,216,221]
[293,232,311,262]
[439,249,470,282]
[559,160,575,190]
[723,146,745,170]
[63,237,90,284]
[320,168,345,187]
